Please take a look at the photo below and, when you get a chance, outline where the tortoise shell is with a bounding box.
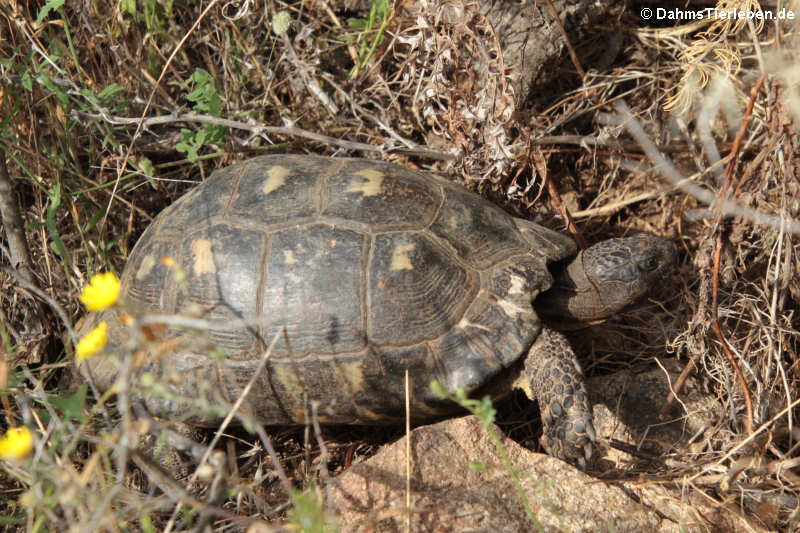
[83,155,578,424]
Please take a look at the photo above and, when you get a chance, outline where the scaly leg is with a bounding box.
[515,327,596,467]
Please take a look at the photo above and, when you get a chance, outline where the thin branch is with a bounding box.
[711,232,754,435]
[104,0,223,231]
[530,147,587,249]
[543,0,585,78]
[1,264,75,344]
[162,329,289,533]
[688,395,800,483]
[0,153,35,281]
[705,74,768,437]
[612,100,800,233]
[668,75,765,434]
[72,110,455,161]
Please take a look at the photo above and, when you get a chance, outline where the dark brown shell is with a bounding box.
[83,155,576,424]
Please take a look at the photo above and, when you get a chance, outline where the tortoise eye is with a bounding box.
[640,256,659,271]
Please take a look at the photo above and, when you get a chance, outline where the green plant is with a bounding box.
[45,179,72,271]
[286,484,340,533]
[344,0,392,78]
[175,69,226,162]
[120,0,175,73]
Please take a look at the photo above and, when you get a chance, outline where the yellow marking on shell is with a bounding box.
[335,360,365,393]
[354,408,392,421]
[390,243,415,271]
[136,254,156,280]
[262,165,291,194]
[271,362,300,383]
[347,169,385,197]
[191,239,216,275]
[457,316,490,331]
[497,298,529,318]
[508,275,527,295]
[448,206,471,228]
[270,359,365,422]
[284,250,298,266]
[266,365,311,422]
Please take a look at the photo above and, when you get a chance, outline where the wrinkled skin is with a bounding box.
[524,234,676,464]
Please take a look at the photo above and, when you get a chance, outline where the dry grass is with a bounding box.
[1,0,799,530]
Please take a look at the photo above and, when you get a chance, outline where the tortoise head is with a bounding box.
[537,234,677,323]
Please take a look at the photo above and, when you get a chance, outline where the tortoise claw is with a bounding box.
[538,396,595,468]
[586,420,597,442]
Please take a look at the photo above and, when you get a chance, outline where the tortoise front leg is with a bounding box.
[515,327,596,467]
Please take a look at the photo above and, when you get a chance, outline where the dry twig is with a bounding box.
[530,147,587,249]
[72,111,453,161]
[0,153,34,280]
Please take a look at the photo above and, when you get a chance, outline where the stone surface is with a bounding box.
[479,0,619,101]
[329,416,670,532]
[586,359,719,467]
[585,361,752,533]
[328,363,755,532]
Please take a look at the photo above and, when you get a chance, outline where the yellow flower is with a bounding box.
[76,321,108,360]
[0,427,33,461]
[79,272,121,311]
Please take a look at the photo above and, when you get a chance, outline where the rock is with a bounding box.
[586,361,751,533]
[329,416,670,532]
[478,0,621,101]
[587,359,720,466]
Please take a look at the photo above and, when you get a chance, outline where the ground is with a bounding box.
[1,0,799,531]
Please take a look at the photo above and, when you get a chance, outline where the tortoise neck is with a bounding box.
[535,252,611,324]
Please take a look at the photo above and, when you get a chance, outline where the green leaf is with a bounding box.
[430,380,446,398]
[35,0,66,24]
[0,514,26,526]
[141,515,155,533]
[174,70,225,158]
[97,83,124,103]
[49,385,88,423]
[121,0,136,15]
[38,75,69,105]
[45,180,71,268]
[287,486,340,533]
[82,204,108,234]
[21,71,33,91]
[136,157,156,179]
[347,18,368,30]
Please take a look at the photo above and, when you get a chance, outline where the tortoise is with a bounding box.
[78,154,675,465]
